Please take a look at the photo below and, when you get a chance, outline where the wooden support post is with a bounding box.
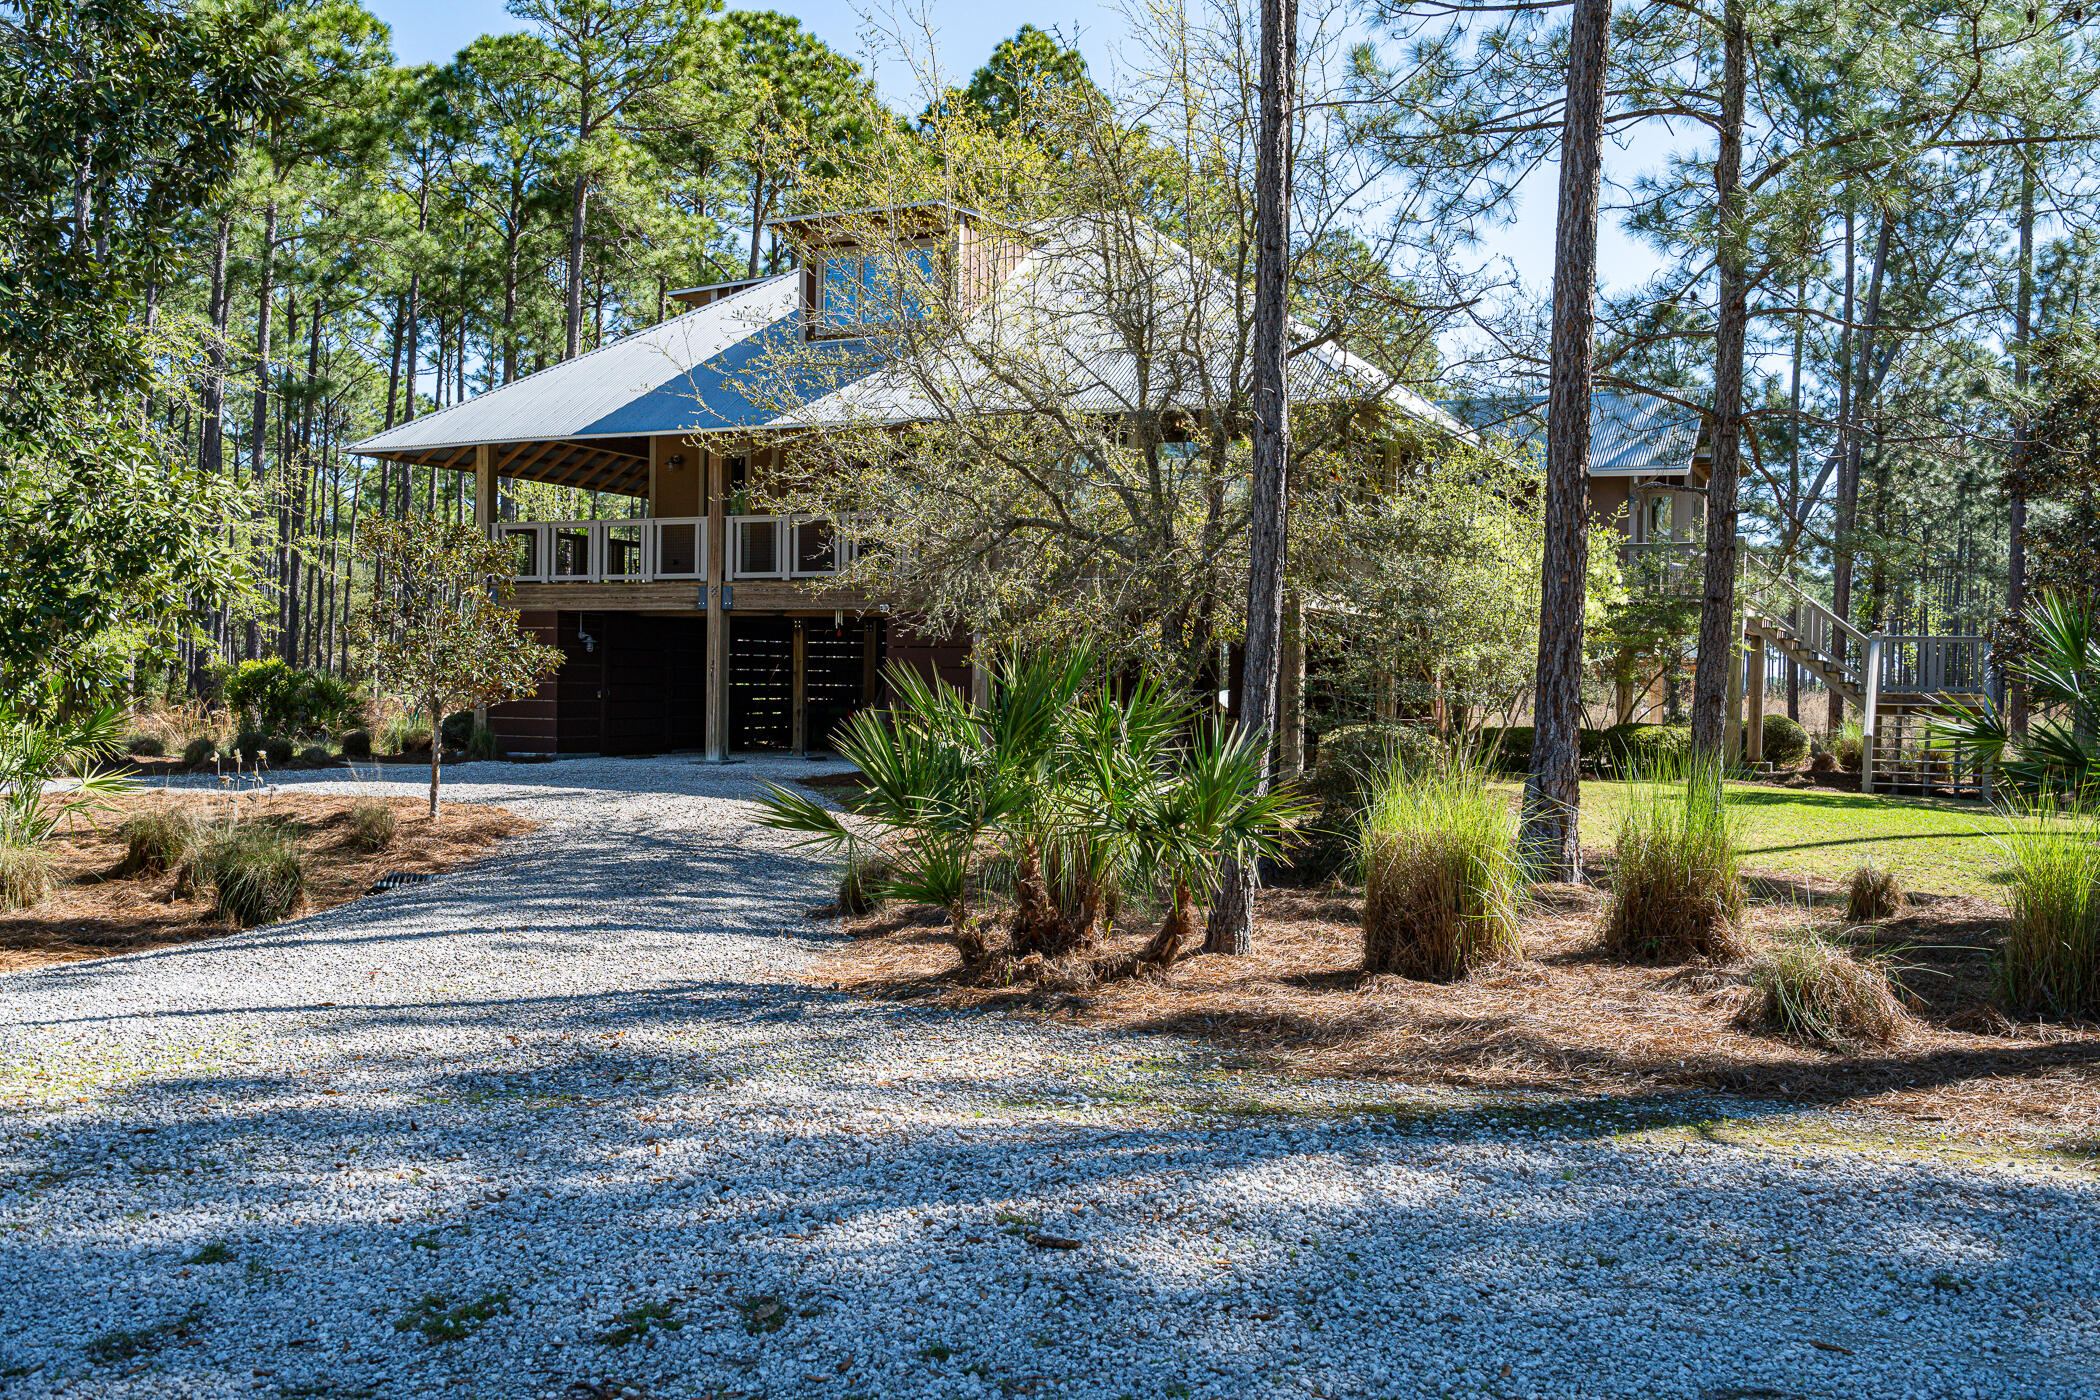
[473,444,496,731]
[1745,622,1765,766]
[1861,631,1884,795]
[1724,625,1745,766]
[473,442,496,530]
[703,450,731,762]
[791,618,808,756]
[1278,590,1305,779]
[860,616,880,707]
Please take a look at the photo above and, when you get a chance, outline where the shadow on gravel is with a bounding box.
[6,1060,2095,1399]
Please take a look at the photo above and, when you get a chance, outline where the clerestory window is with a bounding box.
[816,246,940,331]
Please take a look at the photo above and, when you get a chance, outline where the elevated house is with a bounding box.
[1446,390,1993,789]
[351,203,1467,761]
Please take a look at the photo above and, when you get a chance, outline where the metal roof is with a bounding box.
[352,221,1472,467]
[1439,391,1704,476]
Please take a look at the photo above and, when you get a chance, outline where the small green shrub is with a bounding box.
[1737,927,1907,1047]
[1846,864,1904,922]
[382,717,432,755]
[1475,725,1533,772]
[1996,801,2100,1018]
[1833,721,1864,772]
[1293,722,1440,886]
[1604,723,1695,773]
[222,658,362,735]
[440,710,476,751]
[1603,757,1745,962]
[0,845,50,911]
[346,799,397,853]
[180,736,217,769]
[190,824,307,927]
[838,851,891,915]
[299,745,331,764]
[1359,756,1524,980]
[118,808,205,876]
[338,728,372,759]
[124,733,167,758]
[1808,750,1838,774]
[1311,722,1440,816]
[263,737,295,766]
[235,730,266,763]
[1761,715,1810,768]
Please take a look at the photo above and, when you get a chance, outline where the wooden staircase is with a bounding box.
[1743,574,1992,796]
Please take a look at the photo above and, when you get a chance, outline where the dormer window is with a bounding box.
[816,246,940,332]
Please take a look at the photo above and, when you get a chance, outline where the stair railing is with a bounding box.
[1747,567,1869,687]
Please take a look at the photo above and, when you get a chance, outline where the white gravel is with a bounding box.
[2,756,2094,1400]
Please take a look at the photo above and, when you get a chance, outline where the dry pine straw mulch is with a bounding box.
[813,881,2100,1152]
[0,792,533,973]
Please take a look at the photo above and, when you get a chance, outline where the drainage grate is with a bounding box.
[368,871,433,894]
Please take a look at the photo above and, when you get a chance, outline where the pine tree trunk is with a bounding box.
[1204,0,1298,956]
[1830,214,1891,725]
[1519,0,1612,882]
[2008,158,2035,739]
[1689,0,1748,757]
[566,171,589,359]
[246,199,278,662]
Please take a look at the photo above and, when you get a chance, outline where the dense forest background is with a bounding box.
[5,0,2098,727]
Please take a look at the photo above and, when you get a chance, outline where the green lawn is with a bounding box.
[1532,781,2022,901]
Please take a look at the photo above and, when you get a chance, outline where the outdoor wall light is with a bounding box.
[667,453,686,470]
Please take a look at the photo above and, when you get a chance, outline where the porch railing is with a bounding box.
[1620,541,1703,596]
[490,514,858,584]
[1878,634,1990,696]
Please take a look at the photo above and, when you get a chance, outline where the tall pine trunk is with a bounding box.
[246,199,278,662]
[2007,158,2035,739]
[565,170,589,359]
[1519,0,1612,881]
[1829,213,1891,724]
[1204,0,1298,955]
[1688,0,1748,756]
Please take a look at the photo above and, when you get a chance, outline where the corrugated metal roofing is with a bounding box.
[1439,392,1703,476]
[351,220,1468,458]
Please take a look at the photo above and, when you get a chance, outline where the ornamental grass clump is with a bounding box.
[1603,757,1745,963]
[1846,863,1905,922]
[1737,926,1907,1048]
[118,808,205,876]
[346,799,398,853]
[1995,798,2100,1018]
[837,851,891,916]
[0,845,50,911]
[1359,755,1524,980]
[191,824,307,928]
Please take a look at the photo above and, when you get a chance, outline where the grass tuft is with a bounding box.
[838,851,891,916]
[346,799,398,853]
[1846,863,1905,922]
[1602,757,1745,963]
[337,728,372,759]
[394,1290,509,1344]
[1359,755,1523,980]
[1995,798,2100,1018]
[0,844,51,911]
[188,823,307,927]
[1737,927,1907,1047]
[180,736,217,769]
[117,808,205,876]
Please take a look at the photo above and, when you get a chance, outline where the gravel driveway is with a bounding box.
[2,756,2093,1400]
